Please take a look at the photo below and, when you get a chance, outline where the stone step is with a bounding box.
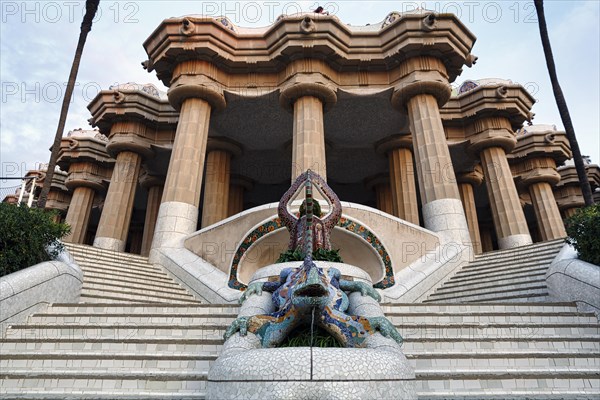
[82,275,186,292]
[442,267,548,288]
[0,392,205,400]
[81,269,179,286]
[428,281,549,298]
[64,243,152,263]
[73,254,161,269]
[0,370,208,393]
[78,291,201,305]
[472,239,564,260]
[411,354,600,370]
[5,323,598,341]
[0,352,217,371]
[45,303,238,314]
[446,265,549,286]
[468,249,561,269]
[79,262,170,279]
[453,258,553,278]
[417,391,599,400]
[425,287,550,303]
[81,282,193,299]
[433,275,548,295]
[429,281,548,299]
[26,314,237,325]
[27,312,597,326]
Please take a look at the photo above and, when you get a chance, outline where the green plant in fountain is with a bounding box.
[0,203,70,277]
[565,203,600,266]
[280,325,343,348]
[276,247,343,263]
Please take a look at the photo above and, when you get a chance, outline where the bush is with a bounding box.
[565,203,600,266]
[276,247,343,263]
[0,204,70,277]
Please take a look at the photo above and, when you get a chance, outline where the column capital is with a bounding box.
[391,56,452,110]
[207,137,243,157]
[230,174,254,191]
[375,135,413,155]
[279,78,337,112]
[512,157,561,189]
[168,74,226,111]
[106,121,154,160]
[456,164,484,186]
[465,116,517,155]
[139,169,165,189]
[364,173,390,192]
[64,162,110,193]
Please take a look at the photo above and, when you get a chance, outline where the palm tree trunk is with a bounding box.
[37,0,100,209]
[534,0,594,206]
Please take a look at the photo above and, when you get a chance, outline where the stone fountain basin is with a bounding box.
[206,346,416,400]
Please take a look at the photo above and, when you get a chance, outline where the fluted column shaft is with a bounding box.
[228,184,244,217]
[201,150,231,228]
[458,182,482,254]
[375,182,394,215]
[94,151,142,251]
[151,97,212,251]
[141,184,163,256]
[389,146,419,224]
[64,186,95,244]
[480,146,531,248]
[292,96,327,180]
[405,93,470,245]
[529,181,566,240]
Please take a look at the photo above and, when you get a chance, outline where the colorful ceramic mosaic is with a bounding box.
[228,217,394,290]
[225,252,402,348]
[216,17,236,32]
[458,80,479,94]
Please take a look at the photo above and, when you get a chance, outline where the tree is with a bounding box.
[534,0,594,206]
[37,0,100,209]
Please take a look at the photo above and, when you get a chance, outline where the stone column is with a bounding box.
[94,151,142,251]
[516,158,566,241]
[365,175,394,215]
[151,81,226,252]
[280,82,337,181]
[457,165,484,254]
[64,186,96,244]
[139,173,164,257]
[63,161,108,244]
[468,117,532,249]
[94,121,152,252]
[376,136,419,224]
[201,139,242,228]
[391,57,471,246]
[228,175,253,217]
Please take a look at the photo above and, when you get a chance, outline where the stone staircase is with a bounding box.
[1,242,599,399]
[425,239,566,303]
[64,243,201,304]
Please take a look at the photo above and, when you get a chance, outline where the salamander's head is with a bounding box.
[291,254,329,308]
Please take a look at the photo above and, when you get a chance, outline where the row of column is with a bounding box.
[67,57,567,257]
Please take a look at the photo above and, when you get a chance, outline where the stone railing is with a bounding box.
[0,246,83,336]
[546,243,600,317]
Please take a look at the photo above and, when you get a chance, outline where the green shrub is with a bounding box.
[276,247,343,263]
[279,325,342,348]
[0,204,70,277]
[565,204,600,266]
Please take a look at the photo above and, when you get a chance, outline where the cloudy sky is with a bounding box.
[1,0,598,180]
